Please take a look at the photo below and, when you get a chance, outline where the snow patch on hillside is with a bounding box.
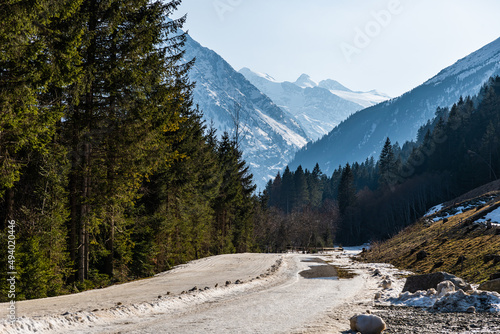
[330,90,389,108]
[476,207,500,226]
[257,110,308,148]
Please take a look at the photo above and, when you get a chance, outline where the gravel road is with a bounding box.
[2,250,499,333]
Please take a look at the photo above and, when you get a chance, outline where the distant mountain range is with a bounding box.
[290,37,500,174]
[182,33,389,189]
[239,68,389,141]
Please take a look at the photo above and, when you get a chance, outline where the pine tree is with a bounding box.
[309,163,324,208]
[136,107,220,273]
[0,0,84,300]
[293,166,309,210]
[378,137,398,188]
[213,132,256,253]
[63,0,188,283]
[266,172,282,208]
[0,0,83,224]
[338,164,356,215]
[280,166,295,213]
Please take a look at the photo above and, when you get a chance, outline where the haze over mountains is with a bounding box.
[290,37,500,174]
[239,68,389,141]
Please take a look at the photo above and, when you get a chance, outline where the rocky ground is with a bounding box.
[372,305,500,334]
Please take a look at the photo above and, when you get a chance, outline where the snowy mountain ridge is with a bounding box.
[290,36,500,175]
[239,68,390,141]
[428,37,500,86]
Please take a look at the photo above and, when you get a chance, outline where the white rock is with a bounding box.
[426,288,437,296]
[350,314,386,334]
[437,280,455,297]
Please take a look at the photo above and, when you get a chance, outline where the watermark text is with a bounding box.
[341,0,403,63]
[6,219,17,324]
[213,0,243,21]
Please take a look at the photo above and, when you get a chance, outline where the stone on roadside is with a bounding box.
[350,314,386,334]
[437,280,455,297]
[467,306,476,313]
[478,278,500,293]
[403,272,470,293]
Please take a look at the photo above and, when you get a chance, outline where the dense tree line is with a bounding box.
[266,76,500,246]
[0,0,258,301]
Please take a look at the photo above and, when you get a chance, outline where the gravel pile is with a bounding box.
[372,305,500,333]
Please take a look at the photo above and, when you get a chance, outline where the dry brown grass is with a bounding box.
[362,197,500,284]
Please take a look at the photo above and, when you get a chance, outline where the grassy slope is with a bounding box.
[362,191,500,284]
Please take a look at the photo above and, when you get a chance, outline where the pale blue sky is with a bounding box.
[174,0,500,97]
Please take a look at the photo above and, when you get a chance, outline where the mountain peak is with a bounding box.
[318,79,352,92]
[239,67,277,82]
[294,74,318,88]
[367,89,390,98]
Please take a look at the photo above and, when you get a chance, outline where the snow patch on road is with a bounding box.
[2,279,279,334]
[1,257,285,334]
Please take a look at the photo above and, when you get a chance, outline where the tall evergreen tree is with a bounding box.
[338,164,356,215]
[0,0,86,300]
[309,163,324,208]
[378,137,397,188]
[213,132,256,253]
[280,166,295,213]
[63,0,188,282]
[293,166,309,210]
[0,0,83,225]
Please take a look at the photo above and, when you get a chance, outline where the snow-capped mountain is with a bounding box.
[183,35,308,189]
[289,37,500,175]
[239,68,389,141]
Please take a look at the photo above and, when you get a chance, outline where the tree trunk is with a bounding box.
[68,148,79,283]
[77,0,97,283]
[105,216,114,277]
[2,187,15,229]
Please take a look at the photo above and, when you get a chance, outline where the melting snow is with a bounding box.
[476,207,500,226]
[389,289,500,313]
[425,195,497,222]
[425,204,443,216]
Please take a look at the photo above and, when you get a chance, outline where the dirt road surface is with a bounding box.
[0,250,391,333]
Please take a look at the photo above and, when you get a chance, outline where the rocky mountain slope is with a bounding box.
[290,37,500,174]
[183,36,308,189]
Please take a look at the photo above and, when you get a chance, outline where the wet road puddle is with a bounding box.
[300,258,357,279]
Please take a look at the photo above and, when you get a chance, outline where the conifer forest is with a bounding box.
[0,0,259,300]
[2,0,500,304]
